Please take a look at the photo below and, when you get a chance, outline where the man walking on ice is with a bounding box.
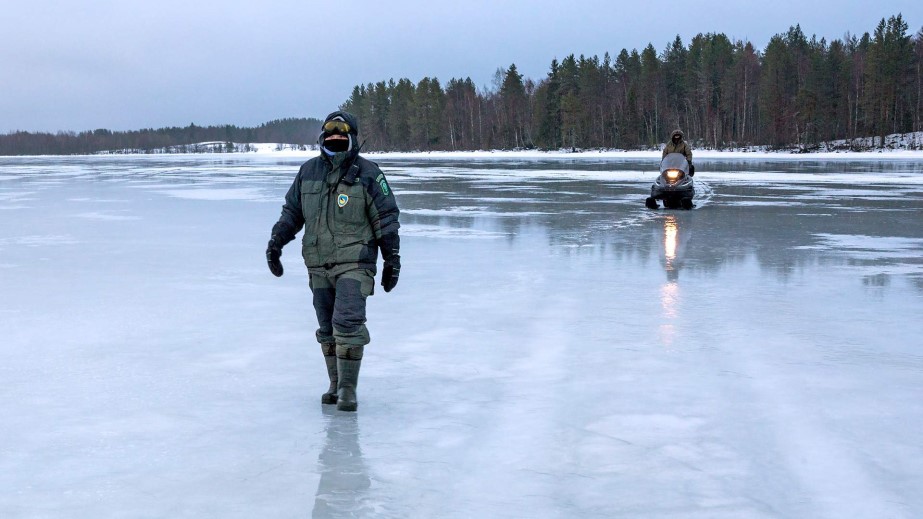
[266,111,401,412]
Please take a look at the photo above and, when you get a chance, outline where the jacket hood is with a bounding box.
[319,110,361,159]
[671,129,684,139]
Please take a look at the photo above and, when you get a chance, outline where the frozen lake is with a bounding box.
[1,153,922,518]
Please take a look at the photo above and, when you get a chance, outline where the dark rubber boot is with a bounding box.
[336,359,362,411]
[322,356,338,404]
[645,197,659,210]
[321,343,337,405]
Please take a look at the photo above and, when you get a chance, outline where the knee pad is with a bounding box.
[320,342,336,356]
[336,344,364,360]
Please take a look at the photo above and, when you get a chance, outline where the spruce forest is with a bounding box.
[342,15,923,151]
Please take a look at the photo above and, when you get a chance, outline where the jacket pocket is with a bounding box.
[300,181,325,232]
[302,234,321,267]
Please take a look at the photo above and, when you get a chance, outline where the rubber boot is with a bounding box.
[335,345,363,412]
[321,342,338,405]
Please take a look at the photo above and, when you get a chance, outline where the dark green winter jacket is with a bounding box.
[271,146,400,273]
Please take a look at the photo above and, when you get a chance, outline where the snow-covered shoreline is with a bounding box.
[7,148,922,160]
[8,133,923,160]
[362,149,923,161]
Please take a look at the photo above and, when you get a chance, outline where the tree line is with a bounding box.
[0,118,322,156]
[342,14,923,151]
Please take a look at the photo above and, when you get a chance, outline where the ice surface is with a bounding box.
[1,154,922,518]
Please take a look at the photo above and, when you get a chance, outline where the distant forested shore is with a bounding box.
[0,118,321,156]
[342,14,923,152]
[2,14,922,156]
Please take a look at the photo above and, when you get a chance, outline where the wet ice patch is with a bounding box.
[156,187,270,201]
[798,233,923,280]
[0,235,79,246]
[67,197,130,204]
[460,197,544,204]
[810,234,923,259]
[704,170,923,187]
[403,206,551,218]
[394,165,651,183]
[724,200,810,207]
[0,191,37,203]
[72,211,139,221]
[400,224,509,239]
[807,188,896,198]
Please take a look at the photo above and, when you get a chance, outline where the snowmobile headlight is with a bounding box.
[665,169,682,182]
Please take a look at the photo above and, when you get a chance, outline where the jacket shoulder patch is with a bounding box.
[375,173,391,196]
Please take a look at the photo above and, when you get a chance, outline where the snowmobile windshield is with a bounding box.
[661,153,689,174]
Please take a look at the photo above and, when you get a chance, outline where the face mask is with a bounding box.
[323,137,350,153]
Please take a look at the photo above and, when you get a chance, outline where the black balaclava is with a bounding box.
[319,111,360,158]
[324,136,350,153]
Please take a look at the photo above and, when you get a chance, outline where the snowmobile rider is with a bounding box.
[663,129,694,174]
[266,110,401,412]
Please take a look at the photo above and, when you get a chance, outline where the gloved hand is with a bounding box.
[378,232,401,292]
[381,258,400,292]
[266,236,284,277]
[689,163,695,176]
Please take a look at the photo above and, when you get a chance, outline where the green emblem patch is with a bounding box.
[337,194,349,207]
[376,174,391,196]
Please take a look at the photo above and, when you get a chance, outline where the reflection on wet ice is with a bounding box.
[312,408,373,518]
[660,215,681,346]
[663,215,678,276]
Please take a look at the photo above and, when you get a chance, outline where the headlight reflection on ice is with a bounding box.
[664,215,678,267]
[660,215,680,339]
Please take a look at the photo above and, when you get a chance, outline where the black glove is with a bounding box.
[266,236,284,277]
[381,259,400,292]
[378,233,400,292]
[689,163,695,176]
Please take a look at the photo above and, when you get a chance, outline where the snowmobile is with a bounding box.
[646,152,695,210]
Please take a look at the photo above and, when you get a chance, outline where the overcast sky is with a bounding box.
[2,0,919,133]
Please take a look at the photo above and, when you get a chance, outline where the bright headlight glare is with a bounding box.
[666,169,681,180]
